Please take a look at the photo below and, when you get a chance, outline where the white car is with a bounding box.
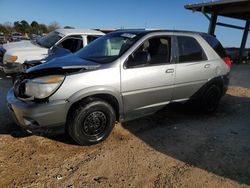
[0,29,104,74]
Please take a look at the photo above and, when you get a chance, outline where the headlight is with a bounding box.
[3,54,17,63]
[25,75,65,99]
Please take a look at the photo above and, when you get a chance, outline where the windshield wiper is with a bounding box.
[81,57,101,64]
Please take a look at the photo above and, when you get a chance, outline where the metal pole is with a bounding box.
[239,20,250,63]
[217,22,249,31]
[208,13,217,36]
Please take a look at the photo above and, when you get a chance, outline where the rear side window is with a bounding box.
[201,34,226,58]
[177,36,207,63]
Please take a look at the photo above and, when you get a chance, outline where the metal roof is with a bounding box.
[55,29,105,36]
[111,29,210,36]
[185,0,250,20]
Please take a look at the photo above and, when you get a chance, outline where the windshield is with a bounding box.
[76,32,143,64]
[36,31,63,48]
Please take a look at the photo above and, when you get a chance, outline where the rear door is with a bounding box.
[172,35,210,100]
[121,35,175,120]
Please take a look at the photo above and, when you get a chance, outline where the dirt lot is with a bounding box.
[0,65,250,188]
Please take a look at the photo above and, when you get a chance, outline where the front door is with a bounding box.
[121,36,175,121]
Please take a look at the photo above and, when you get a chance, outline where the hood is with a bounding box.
[3,40,46,51]
[27,53,100,74]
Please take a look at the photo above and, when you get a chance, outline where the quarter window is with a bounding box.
[201,34,226,58]
[177,36,207,63]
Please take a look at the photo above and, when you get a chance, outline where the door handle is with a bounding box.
[204,64,210,68]
[165,69,174,73]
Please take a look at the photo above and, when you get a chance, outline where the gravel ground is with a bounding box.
[0,65,249,188]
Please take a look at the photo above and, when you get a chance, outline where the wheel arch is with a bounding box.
[190,76,225,100]
[66,87,123,123]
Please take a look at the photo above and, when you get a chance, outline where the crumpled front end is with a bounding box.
[6,56,101,135]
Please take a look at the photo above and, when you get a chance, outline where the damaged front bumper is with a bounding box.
[7,88,69,135]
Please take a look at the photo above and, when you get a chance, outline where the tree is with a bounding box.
[39,24,48,34]
[0,20,60,35]
[31,21,40,34]
[31,21,39,28]
[14,21,22,33]
[47,22,60,32]
[64,26,75,29]
[13,20,30,34]
[20,20,30,34]
[3,22,13,34]
[0,24,8,33]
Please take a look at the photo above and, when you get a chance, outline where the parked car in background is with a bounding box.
[0,32,7,44]
[225,47,250,64]
[23,46,71,70]
[0,29,104,74]
[23,35,103,71]
[10,32,26,42]
[242,49,250,63]
[7,30,231,145]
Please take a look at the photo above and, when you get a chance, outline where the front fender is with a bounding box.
[67,86,123,115]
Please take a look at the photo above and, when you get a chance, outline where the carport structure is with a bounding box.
[185,0,250,62]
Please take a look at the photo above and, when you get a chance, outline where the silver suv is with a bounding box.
[7,30,231,145]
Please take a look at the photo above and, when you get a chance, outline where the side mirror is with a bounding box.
[127,51,151,68]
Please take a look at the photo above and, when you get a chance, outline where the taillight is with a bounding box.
[223,57,231,68]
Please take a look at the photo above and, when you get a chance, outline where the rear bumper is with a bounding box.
[7,89,69,135]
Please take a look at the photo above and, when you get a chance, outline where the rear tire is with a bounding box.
[200,84,222,113]
[67,99,116,145]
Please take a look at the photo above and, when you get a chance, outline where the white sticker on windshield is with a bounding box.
[121,33,136,38]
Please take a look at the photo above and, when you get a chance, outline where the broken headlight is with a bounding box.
[25,75,65,99]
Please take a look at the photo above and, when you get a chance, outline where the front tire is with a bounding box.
[200,84,222,113]
[67,99,116,145]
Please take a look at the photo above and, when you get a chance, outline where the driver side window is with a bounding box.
[126,36,171,68]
